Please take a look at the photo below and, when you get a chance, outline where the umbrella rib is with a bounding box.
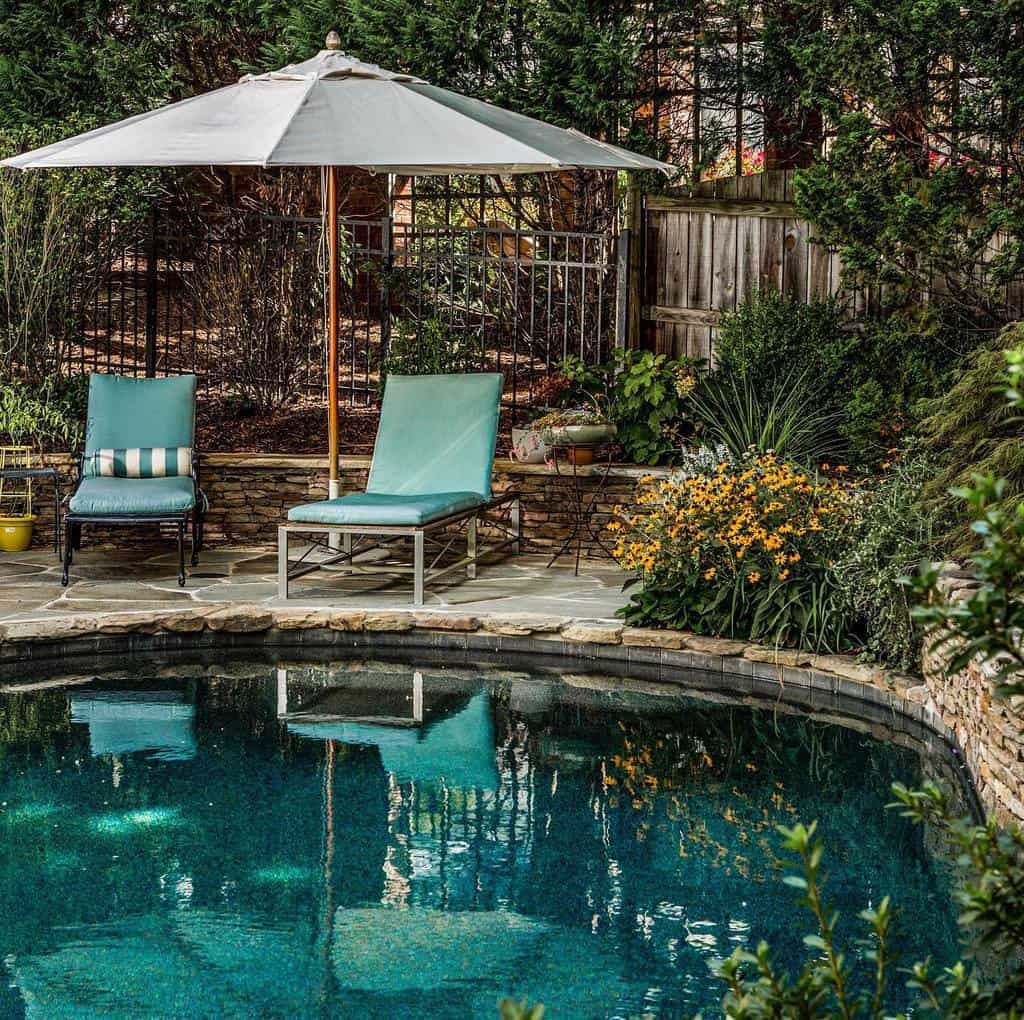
[263,75,320,168]
[388,82,563,170]
[403,83,672,174]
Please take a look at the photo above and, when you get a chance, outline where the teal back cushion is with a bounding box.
[84,374,197,460]
[367,374,502,499]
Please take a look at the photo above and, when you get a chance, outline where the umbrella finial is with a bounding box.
[325,30,341,50]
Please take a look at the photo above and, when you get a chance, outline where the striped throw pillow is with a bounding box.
[90,447,193,479]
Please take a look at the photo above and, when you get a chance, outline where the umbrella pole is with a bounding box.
[326,165,340,500]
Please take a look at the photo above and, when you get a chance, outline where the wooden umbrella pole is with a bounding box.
[327,165,341,498]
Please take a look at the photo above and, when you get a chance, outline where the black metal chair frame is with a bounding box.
[61,453,206,587]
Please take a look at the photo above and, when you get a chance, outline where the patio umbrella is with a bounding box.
[2,33,672,494]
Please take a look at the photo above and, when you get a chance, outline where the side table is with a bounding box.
[545,444,617,574]
[0,466,62,558]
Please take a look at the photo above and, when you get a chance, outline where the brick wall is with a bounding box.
[32,453,661,559]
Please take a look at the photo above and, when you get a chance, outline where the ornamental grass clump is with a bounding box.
[612,453,860,650]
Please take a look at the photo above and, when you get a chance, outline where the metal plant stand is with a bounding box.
[0,465,62,558]
[545,444,617,574]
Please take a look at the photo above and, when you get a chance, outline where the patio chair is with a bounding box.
[279,373,519,606]
[62,373,205,587]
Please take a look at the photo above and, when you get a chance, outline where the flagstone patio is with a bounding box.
[0,547,629,624]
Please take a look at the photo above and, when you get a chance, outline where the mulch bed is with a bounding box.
[195,397,382,455]
[194,397,534,457]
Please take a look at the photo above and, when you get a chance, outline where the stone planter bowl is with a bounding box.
[546,423,617,448]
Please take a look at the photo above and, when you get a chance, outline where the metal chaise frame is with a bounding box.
[61,452,207,588]
[278,491,520,606]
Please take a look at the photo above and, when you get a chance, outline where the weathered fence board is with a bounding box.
[641,170,1024,361]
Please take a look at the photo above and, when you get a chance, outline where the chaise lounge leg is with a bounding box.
[177,522,186,586]
[190,510,200,567]
[413,531,424,606]
[511,497,521,555]
[278,526,289,600]
[61,518,74,586]
[467,516,477,579]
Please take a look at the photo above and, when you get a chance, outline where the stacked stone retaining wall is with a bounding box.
[32,454,660,556]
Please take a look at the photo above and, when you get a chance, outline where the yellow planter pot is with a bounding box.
[0,515,36,553]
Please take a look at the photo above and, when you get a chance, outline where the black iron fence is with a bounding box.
[69,208,620,422]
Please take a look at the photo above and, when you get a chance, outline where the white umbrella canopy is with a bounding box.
[3,34,673,484]
[2,45,673,175]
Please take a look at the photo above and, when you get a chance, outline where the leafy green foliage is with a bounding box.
[380,318,475,386]
[834,454,940,671]
[712,794,1024,1019]
[557,351,701,466]
[0,1,662,175]
[0,374,88,449]
[713,292,956,467]
[913,470,1024,701]
[714,292,850,398]
[692,368,843,468]
[783,0,1024,331]
[607,350,700,465]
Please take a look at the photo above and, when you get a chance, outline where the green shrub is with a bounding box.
[715,291,850,396]
[607,349,701,465]
[834,454,939,671]
[917,322,1024,555]
[692,368,843,468]
[559,350,702,466]
[714,293,962,467]
[0,374,88,449]
[380,318,475,387]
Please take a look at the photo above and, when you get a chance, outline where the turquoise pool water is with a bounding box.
[0,658,962,1018]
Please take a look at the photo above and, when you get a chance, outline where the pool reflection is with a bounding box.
[0,661,962,1019]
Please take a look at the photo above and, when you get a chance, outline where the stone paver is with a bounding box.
[0,546,630,623]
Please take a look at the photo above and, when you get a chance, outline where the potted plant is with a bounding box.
[531,406,616,465]
[0,445,36,552]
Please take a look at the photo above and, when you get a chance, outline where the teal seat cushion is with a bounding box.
[70,476,196,515]
[367,374,502,499]
[83,374,197,477]
[287,491,483,527]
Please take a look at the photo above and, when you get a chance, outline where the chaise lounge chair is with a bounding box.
[62,373,205,587]
[279,373,519,605]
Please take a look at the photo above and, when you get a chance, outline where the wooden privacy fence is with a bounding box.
[638,169,1024,361]
[640,171,841,361]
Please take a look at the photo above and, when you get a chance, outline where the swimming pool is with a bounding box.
[0,654,965,1018]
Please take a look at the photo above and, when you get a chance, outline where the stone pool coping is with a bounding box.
[0,601,989,821]
[0,602,942,735]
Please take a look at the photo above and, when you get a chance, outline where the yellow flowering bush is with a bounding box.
[611,453,862,649]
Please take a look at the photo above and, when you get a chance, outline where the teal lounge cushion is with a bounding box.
[70,476,196,516]
[368,374,502,499]
[287,491,483,527]
[83,374,197,476]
